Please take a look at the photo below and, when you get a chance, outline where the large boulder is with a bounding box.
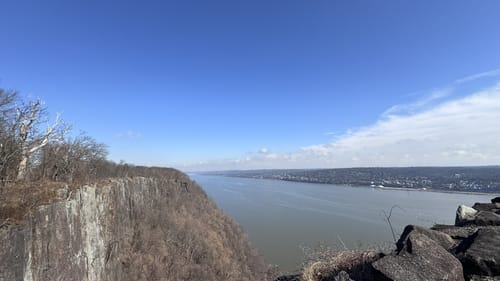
[431,224,479,240]
[0,224,25,281]
[491,197,500,204]
[397,225,456,251]
[474,211,500,226]
[472,203,499,212]
[372,232,464,281]
[457,227,500,277]
[456,205,478,226]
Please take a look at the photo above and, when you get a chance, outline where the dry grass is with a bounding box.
[94,176,271,281]
[0,166,187,224]
[0,180,67,223]
[300,244,387,281]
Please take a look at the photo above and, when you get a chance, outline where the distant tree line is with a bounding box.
[0,87,146,185]
[210,166,500,192]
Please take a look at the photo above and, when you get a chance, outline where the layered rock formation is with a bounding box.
[0,172,268,281]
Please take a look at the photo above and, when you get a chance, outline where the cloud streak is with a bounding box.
[116,130,143,140]
[301,83,500,167]
[183,70,500,171]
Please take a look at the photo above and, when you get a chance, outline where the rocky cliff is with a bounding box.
[0,171,268,281]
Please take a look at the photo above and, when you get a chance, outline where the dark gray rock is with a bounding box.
[274,274,301,281]
[491,197,500,204]
[469,276,500,281]
[458,227,500,277]
[472,203,499,212]
[431,224,479,240]
[372,232,464,281]
[397,225,456,250]
[0,224,25,281]
[334,271,354,281]
[474,211,500,226]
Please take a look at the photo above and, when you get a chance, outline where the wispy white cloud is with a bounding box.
[259,147,269,154]
[383,68,500,117]
[382,87,453,117]
[453,69,500,84]
[183,70,500,171]
[300,83,500,167]
[116,130,143,139]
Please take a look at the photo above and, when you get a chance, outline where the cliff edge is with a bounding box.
[0,170,268,281]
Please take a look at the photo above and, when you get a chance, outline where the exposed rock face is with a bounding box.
[474,211,500,226]
[372,232,464,281]
[457,227,500,277]
[456,205,478,226]
[0,175,267,281]
[0,225,25,281]
[431,224,479,240]
[469,276,500,281]
[397,225,456,251]
[472,203,499,212]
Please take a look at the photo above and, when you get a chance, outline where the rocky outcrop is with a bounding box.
[456,205,479,226]
[0,174,267,281]
[280,197,500,281]
[0,225,25,281]
[396,224,456,251]
[431,224,479,240]
[382,199,500,281]
[457,228,500,277]
[474,211,500,226]
[370,198,500,281]
[472,203,499,212]
[373,232,464,281]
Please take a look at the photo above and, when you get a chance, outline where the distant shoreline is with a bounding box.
[292,179,500,196]
[375,185,500,196]
[194,173,500,197]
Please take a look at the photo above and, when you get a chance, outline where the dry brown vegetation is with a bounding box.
[299,244,386,281]
[0,180,65,224]
[0,164,191,223]
[109,174,271,281]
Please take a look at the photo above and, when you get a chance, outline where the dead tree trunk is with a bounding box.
[16,101,61,181]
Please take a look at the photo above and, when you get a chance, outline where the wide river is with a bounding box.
[190,174,494,272]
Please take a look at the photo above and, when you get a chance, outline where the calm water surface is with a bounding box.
[190,174,493,272]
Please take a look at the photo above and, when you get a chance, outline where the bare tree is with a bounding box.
[37,133,108,182]
[15,99,68,180]
[381,205,404,243]
[1,87,110,184]
[0,89,20,183]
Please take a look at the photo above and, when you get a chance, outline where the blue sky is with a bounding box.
[1,1,500,170]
